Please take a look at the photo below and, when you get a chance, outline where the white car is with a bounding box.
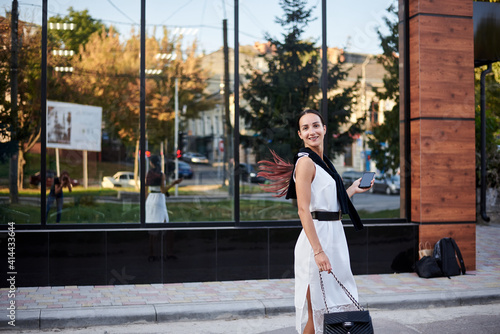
[101,171,139,188]
[182,152,209,164]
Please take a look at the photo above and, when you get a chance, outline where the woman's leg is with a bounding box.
[303,286,315,334]
[56,195,63,223]
[46,195,54,220]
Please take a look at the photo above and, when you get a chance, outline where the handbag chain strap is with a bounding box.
[319,270,364,312]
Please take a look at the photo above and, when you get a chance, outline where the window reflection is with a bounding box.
[0,1,401,225]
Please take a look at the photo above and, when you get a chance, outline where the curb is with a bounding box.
[6,289,500,331]
[361,289,500,310]
[41,305,156,330]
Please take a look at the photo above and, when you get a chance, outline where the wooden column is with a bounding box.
[400,0,476,270]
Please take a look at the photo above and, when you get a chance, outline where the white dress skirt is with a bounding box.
[294,154,358,334]
[146,186,169,223]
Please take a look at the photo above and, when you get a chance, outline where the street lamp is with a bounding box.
[48,22,75,30]
[145,69,162,75]
[51,49,74,56]
[54,66,73,72]
[155,53,176,61]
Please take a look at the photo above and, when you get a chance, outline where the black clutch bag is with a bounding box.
[319,270,374,334]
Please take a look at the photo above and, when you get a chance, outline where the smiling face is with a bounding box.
[297,112,326,149]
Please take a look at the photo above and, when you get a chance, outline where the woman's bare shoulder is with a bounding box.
[295,155,315,176]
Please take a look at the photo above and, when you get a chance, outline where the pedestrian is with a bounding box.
[146,155,182,261]
[258,109,373,334]
[46,171,72,223]
[145,155,183,224]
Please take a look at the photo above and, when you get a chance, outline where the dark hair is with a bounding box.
[258,109,326,197]
[296,109,325,130]
[149,155,161,172]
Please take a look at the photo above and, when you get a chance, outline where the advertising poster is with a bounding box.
[47,101,102,152]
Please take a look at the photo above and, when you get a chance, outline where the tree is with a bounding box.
[0,11,42,194]
[475,62,500,189]
[366,3,400,174]
[241,0,362,161]
[47,7,107,103]
[48,7,105,56]
[51,21,213,179]
[324,60,364,158]
[473,0,500,189]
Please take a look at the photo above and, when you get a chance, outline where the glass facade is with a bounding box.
[0,0,401,228]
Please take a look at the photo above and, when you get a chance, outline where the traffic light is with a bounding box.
[176,131,185,159]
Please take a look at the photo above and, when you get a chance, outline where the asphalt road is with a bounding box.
[179,164,401,213]
[7,303,500,333]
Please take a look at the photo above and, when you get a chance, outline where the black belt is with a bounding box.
[311,211,341,221]
[150,190,163,193]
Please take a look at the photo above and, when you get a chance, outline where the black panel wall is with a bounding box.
[0,224,418,288]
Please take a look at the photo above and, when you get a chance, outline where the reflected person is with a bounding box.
[146,155,182,261]
[46,171,72,223]
[145,155,182,223]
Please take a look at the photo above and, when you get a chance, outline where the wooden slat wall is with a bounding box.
[409,16,474,120]
[408,0,472,17]
[401,0,476,270]
[411,119,476,222]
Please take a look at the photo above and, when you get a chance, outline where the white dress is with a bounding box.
[294,154,358,334]
[146,185,169,223]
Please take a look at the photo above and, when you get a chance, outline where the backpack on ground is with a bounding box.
[433,237,466,278]
[415,255,443,278]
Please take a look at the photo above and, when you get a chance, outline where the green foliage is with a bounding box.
[0,14,42,145]
[475,63,500,189]
[0,12,43,191]
[47,21,212,153]
[367,104,400,173]
[48,7,105,55]
[326,69,364,158]
[0,197,399,224]
[366,3,400,173]
[241,0,361,161]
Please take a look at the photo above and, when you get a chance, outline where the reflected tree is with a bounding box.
[241,0,363,161]
[0,11,42,195]
[366,3,400,174]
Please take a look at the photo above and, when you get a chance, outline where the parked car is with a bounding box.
[372,174,400,195]
[239,163,266,183]
[181,152,209,164]
[166,160,194,179]
[29,170,79,188]
[341,170,364,188]
[101,171,138,188]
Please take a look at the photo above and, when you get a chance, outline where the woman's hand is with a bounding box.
[346,177,374,197]
[314,251,332,273]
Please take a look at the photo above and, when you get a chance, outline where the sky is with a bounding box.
[3,0,397,55]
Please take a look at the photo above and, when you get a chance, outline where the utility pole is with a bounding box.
[222,18,233,193]
[174,77,179,196]
[9,0,19,204]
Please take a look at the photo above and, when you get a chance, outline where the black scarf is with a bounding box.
[285,147,364,231]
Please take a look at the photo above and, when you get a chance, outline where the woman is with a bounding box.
[46,171,72,223]
[145,155,182,224]
[259,109,373,334]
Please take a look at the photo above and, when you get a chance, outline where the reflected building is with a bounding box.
[187,44,395,171]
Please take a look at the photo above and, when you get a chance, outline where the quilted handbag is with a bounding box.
[319,270,374,334]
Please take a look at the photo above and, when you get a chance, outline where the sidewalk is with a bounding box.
[1,224,499,331]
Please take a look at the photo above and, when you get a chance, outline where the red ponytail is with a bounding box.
[257,150,294,197]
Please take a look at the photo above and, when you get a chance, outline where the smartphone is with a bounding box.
[358,172,375,189]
